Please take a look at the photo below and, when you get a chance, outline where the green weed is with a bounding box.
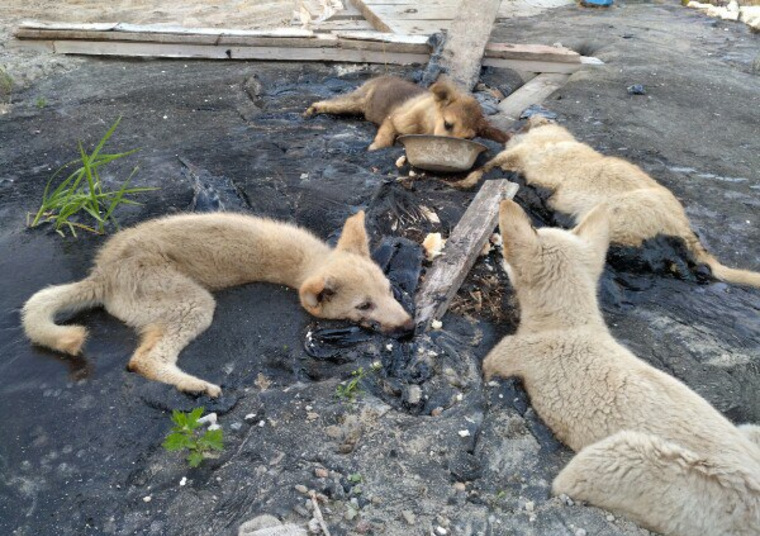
[335,362,382,402]
[27,117,156,237]
[0,68,12,104]
[35,97,47,109]
[162,407,224,468]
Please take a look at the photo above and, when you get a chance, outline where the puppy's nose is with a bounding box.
[401,318,415,332]
[386,318,415,340]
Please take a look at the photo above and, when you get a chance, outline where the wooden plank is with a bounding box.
[491,73,570,129]
[481,57,583,74]
[439,0,502,90]
[45,39,430,64]
[484,42,580,63]
[349,0,394,32]
[415,179,519,330]
[381,18,450,35]
[18,21,314,37]
[335,31,429,44]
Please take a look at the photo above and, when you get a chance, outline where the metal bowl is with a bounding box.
[396,135,488,173]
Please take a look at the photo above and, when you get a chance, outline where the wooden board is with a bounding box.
[350,0,394,32]
[491,72,570,129]
[481,57,583,74]
[46,40,429,64]
[439,0,502,90]
[415,179,519,331]
[484,42,580,63]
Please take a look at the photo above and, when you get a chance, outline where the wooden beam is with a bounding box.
[484,42,580,63]
[439,0,502,90]
[491,72,570,129]
[415,179,519,331]
[40,39,430,64]
[349,0,394,32]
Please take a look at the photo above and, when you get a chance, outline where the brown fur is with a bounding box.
[304,76,509,150]
[485,200,760,535]
[460,117,760,287]
[22,212,413,397]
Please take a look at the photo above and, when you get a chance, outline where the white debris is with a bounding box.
[198,413,218,426]
[422,233,445,261]
[431,319,443,330]
[258,420,266,428]
[208,423,221,431]
[458,430,471,438]
[245,413,257,421]
[436,527,448,535]
[386,343,393,351]
[408,170,417,177]
[179,477,187,487]
[143,496,152,503]
[419,205,440,224]
[396,155,407,168]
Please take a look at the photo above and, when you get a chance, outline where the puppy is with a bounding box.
[484,199,760,535]
[23,211,412,397]
[459,117,760,287]
[304,76,509,150]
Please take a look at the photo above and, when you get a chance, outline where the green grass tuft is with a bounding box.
[27,117,157,237]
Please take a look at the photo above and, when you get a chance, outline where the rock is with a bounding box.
[314,467,329,479]
[401,510,416,525]
[406,385,423,405]
[626,84,646,95]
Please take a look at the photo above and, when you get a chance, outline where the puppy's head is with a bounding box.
[498,199,610,292]
[299,211,414,336]
[429,80,510,143]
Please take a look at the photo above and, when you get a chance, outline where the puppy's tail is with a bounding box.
[686,235,760,288]
[22,278,104,355]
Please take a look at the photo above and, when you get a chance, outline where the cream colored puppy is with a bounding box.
[459,117,760,287]
[484,199,760,535]
[23,211,413,397]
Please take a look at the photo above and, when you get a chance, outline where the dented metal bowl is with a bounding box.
[396,134,488,173]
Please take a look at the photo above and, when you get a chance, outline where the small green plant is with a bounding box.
[35,97,47,109]
[162,407,224,468]
[27,117,156,237]
[347,472,363,484]
[335,362,382,401]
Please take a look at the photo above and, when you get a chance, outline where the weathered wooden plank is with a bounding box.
[481,56,583,74]
[18,20,314,37]
[334,31,429,44]
[484,42,580,63]
[415,179,519,330]
[380,19,451,35]
[349,0,394,32]
[490,72,570,129]
[45,39,430,64]
[439,0,502,90]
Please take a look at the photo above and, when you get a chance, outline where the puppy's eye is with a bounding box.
[444,121,453,131]
[357,301,375,311]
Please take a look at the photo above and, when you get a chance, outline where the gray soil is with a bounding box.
[0,2,758,536]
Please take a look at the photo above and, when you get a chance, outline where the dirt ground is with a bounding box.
[0,2,758,536]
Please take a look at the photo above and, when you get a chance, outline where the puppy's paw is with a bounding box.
[204,383,223,398]
[179,379,222,398]
[303,103,321,117]
[367,142,380,151]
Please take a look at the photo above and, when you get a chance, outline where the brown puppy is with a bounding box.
[22,211,413,397]
[460,116,760,287]
[304,76,509,150]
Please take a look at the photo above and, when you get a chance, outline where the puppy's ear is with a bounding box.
[299,275,336,313]
[478,120,511,144]
[336,211,370,257]
[430,80,455,105]
[526,115,553,130]
[499,199,538,262]
[572,204,611,267]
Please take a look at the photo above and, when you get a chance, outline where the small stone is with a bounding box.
[344,508,357,521]
[435,527,448,535]
[431,319,443,330]
[575,529,587,536]
[453,482,466,492]
[244,413,256,421]
[525,500,535,513]
[606,514,615,522]
[355,519,371,533]
[143,496,152,503]
[458,430,471,438]
[294,504,310,518]
[179,477,187,487]
[627,84,646,95]
[315,467,329,478]
[431,407,444,417]
[401,510,416,525]
[230,422,242,431]
[408,170,417,177]
[295,484,309,494]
